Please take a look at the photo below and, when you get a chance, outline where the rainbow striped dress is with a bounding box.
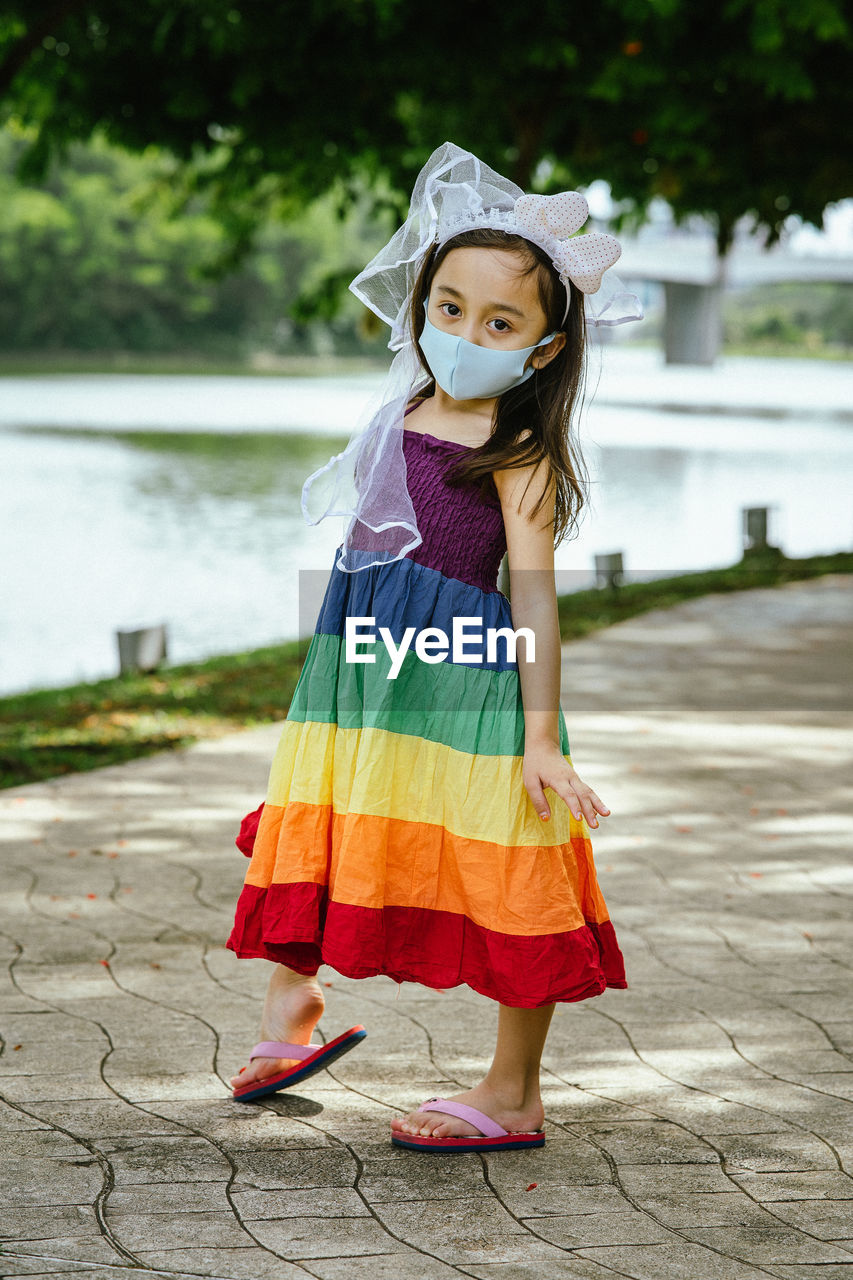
[226,423,627,1008]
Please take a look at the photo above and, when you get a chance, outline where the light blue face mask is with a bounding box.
[419,303,558,401]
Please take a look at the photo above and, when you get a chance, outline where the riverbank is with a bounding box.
[2,546,850,790]
[0,338,850,379]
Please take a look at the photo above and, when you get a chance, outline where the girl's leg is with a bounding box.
[229,963,325,1090]
[391,1001,556,1138]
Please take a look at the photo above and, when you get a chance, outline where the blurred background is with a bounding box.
[1,0,851,701]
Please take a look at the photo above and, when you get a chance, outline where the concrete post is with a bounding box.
[663,282,723,366]
[116,624,168,676]
[595,552,624,591]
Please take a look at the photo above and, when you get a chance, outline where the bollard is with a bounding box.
[116,624,168,676]
[595,552,624,591]
[741,505,785,563]
[742,506,769,553]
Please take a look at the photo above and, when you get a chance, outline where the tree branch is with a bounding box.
[0,0,91,100]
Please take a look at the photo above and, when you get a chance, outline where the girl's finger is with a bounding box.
[551,783,583,821]
[525,780,551,821]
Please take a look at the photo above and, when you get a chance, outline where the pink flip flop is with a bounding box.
[390,1097,545,1152]
[232,1026,367,1102]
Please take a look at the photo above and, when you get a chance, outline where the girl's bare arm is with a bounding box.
[493,449,610,827]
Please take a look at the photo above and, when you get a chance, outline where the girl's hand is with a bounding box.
[523,741,611,828]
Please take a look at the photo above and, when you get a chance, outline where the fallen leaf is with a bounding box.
[526,1183,538,1191]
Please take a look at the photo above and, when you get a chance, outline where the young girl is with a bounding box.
[225,143,641,1152]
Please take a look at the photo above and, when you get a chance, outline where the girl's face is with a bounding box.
[426,246,566,368]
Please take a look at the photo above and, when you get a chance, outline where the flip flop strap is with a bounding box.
[417,1097,508,1138]
[248,1040,319,1062]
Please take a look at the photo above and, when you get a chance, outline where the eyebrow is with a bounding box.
[434,284,528,319]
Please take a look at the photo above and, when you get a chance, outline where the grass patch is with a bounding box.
[2,546,851,791]
[0,349,389,377]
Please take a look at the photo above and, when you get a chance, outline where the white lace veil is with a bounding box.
[301,141,644,574]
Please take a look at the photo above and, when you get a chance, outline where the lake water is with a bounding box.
[2,357,851,697]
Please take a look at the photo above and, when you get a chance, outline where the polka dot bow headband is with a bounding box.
[512,193,622,294]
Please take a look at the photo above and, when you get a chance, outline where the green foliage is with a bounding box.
[723,281,853,354]
[0,120,392,351]
[0,0,849,276]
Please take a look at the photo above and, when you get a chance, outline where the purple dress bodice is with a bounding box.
[398,428,507,593]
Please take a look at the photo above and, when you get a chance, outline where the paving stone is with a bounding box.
[480,1138,612,1189]
[105,1209,255,1252]
[573,1240,779,1279]
[714,1132,840,1172]
[132,1246,307,1277]
[498,1182,629,1219]
[0,1235,124,1266]
[2,1158,101,1208]
[98,1135,231,1184]
[772,1267,853,1280]
[582,1120,720,1165]
[682,1224,853,1264]
[521,1208,675,1247]
[464,1258,631,1280]
[230,1186,370,1218]
[769,1199,853,1241]
[634,1190,781,1229]
[0,1260,123,1278]
[0,1205,99,1242]
[302,1255,464,1280]
[358,1150,491,1202]
[372,1197,538,1265]
[0,1076,113,1104]
[248,1212,411,1258]
[22,1099,188,1138]
[230,1146,358,1192]
[730,1171,853,1201]
[105,1181,231,1215]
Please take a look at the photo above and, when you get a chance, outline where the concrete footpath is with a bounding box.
[1,574,852,1280]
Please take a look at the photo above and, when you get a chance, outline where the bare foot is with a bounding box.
[229,965,325,1091]
[391,1082,544,1139]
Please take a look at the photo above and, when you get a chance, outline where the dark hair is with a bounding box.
[408,228,590,546]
